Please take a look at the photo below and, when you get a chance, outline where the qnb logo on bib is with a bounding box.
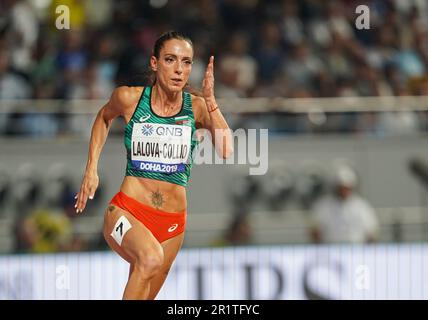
[155,126,183,137]
[141,124,154,136]
[168,223,178,232]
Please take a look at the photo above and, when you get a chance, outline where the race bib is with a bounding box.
[131,123,191,174]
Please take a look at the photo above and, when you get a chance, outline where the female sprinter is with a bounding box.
[74,31,233,299]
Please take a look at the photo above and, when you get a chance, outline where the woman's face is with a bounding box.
[151,39,193,93]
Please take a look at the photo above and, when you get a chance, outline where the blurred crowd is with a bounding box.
[1,0,428,100]
[0,0,427,135]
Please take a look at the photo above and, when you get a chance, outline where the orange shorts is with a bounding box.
[109,191,186,243]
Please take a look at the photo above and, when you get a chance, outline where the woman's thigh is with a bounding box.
[102,204,163,264]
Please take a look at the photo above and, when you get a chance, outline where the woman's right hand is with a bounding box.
[75,170,99,214]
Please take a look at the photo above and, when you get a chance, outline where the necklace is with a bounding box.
[152,88,182,117]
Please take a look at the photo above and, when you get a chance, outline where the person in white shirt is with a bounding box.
[310,164,379,244]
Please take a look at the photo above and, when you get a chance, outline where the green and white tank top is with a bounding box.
[124,86,198,187]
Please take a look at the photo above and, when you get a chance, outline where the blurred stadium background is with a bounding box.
[1,0,428,299]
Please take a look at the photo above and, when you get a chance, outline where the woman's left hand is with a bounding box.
[202,56,215,102]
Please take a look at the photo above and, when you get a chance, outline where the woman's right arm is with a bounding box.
[74,86,139,214]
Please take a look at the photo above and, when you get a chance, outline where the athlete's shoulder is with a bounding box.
[190,94,205,107]
[190,94,207,113]
[111,86,144,109]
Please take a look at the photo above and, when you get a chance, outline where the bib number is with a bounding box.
[131,123,191,174]
[110,216,132,246]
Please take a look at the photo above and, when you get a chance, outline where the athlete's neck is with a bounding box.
[152,84,182,116]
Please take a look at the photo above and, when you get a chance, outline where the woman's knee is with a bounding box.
[134,247,164,279]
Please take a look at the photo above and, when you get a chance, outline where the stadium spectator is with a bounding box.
[310,163,380,244]
[283,41,325,90]
[15,208,73,253]
[3,0,39,76]
[255,21,284,84]
[219,32,257,96]
[279,0,305,47]
[0,48,31,99]
[0,48,31,134]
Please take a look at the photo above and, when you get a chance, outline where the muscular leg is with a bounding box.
[103,205,164,300]
[147,233,185,300]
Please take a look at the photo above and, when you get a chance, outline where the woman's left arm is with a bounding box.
[198,56,234,159]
